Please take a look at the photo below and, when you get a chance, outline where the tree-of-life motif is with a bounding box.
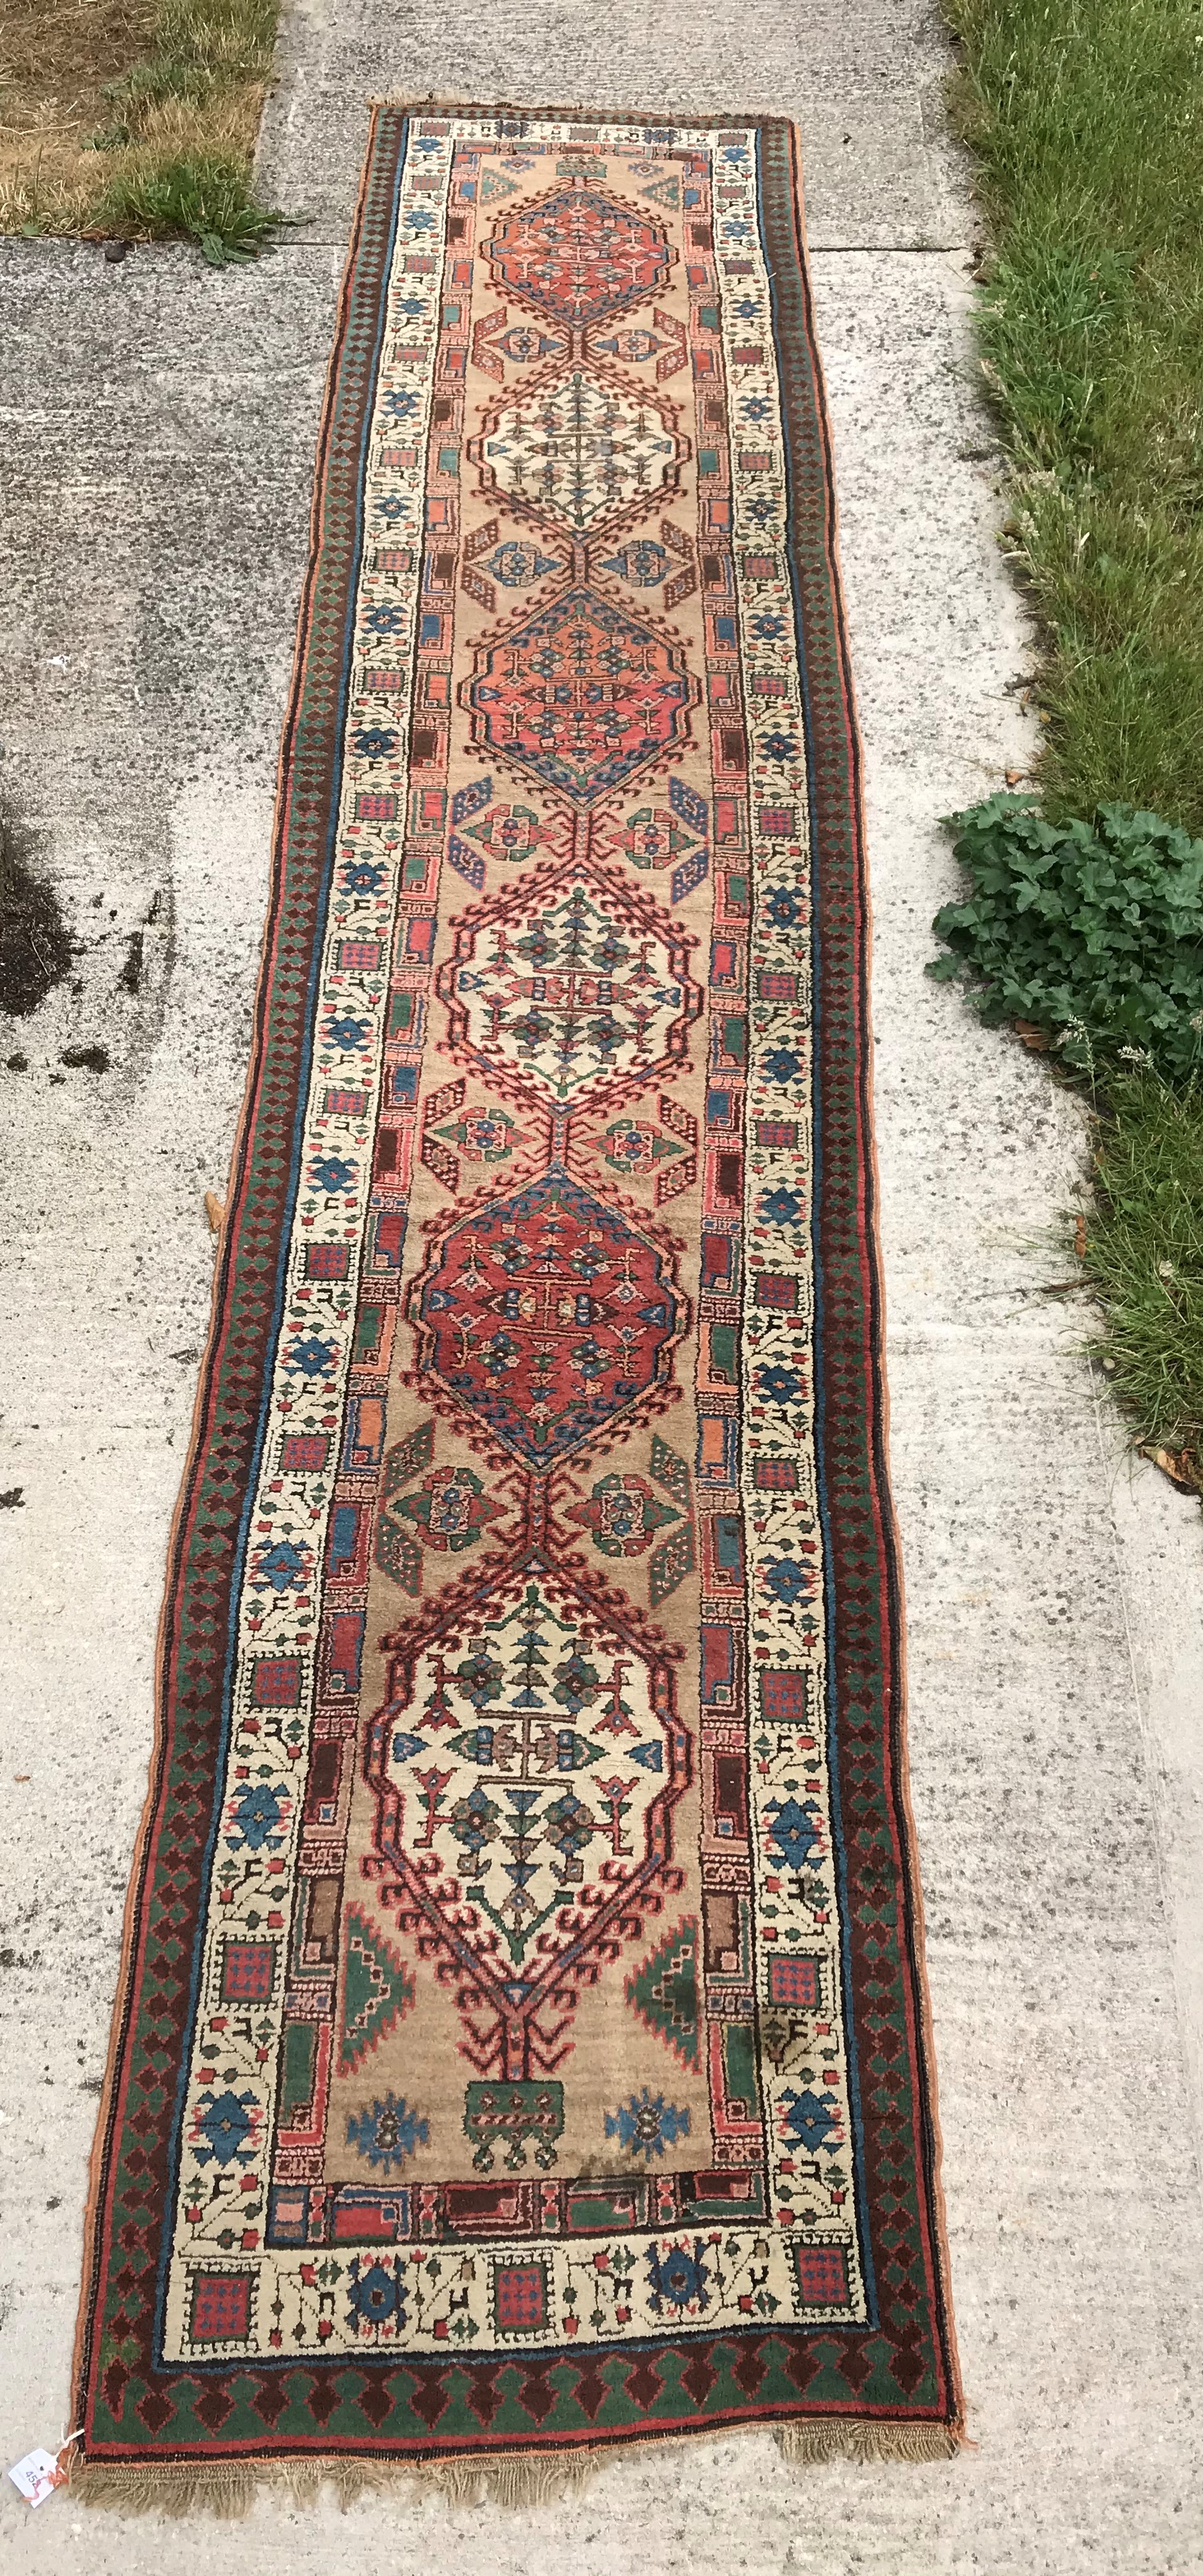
[364,1559,689,2079]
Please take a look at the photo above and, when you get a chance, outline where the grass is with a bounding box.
[0,0,280,258]
[944,0,1203,1498]
[1085,1075,1203,1485]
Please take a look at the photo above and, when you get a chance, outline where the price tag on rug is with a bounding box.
[8,2446,68,2506]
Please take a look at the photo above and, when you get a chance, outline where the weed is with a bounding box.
[930,795,1203,1085]
[96,150,281,260]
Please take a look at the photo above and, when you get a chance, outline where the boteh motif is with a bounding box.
[74,110,960,2488]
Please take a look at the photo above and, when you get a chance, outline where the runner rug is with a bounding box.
[73,105,962,2507]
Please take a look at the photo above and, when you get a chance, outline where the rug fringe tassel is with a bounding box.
[68,2419,960,2516]
[776,2420,962,2465]
[67,2446,604,2516]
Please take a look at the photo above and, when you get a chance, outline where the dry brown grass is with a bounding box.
[0,0,276,241]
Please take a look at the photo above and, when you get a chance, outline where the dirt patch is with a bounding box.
[0,811,73,1016]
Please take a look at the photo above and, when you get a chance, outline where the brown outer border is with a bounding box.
[71,102,963,2472]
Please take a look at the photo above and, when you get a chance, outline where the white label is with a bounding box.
[8,2447,65,2506]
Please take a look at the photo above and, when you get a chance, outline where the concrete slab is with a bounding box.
[1,22,1201,2575]
[257,0,965,247]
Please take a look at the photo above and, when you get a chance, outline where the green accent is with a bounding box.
[281,2021,316,2115]
[353,1305,384,1362]
[338,1907,415,2076]
[709,1322,738,1381]
[648,1518,695,1606]
[722,2020,758,2120]
[650,1432,691,1507]
[381,1420,435,1495]
[625,1917,700,2067]
[463,2079,565,2173]
[374,1508,422,1593]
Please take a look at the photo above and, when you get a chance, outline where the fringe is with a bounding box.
[67,2446,604,2516]
[68,2419,962,2516]
[776,2420,962,2465]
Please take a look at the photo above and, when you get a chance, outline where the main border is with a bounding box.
[72,104,963,2483]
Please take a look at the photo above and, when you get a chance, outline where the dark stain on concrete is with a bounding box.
[0,1489,24,1510]
[60,1042,111,1073]
[0,809,73,1017]
[119,928,145,994]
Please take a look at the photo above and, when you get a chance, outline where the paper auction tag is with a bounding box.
[8,2446,68,2506]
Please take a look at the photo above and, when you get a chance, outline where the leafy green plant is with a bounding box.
[930,793,1203,1086]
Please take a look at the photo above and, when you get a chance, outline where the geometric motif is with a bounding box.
[462,586,701,806]
[480,189,671,326]
[408,1170,688,1467]
[437,860,701,1103]
[468,371,686,536]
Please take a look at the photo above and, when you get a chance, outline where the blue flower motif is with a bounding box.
[721,143,749,164]
[404,206,435,231]
[762,729,799,764]
[396,294,427,316]
[352,726,397,758]
[285,1335,338,1379]
[605,2087,691,2165]
[249,1540,310,1596]
[759,1186,804,1224]
[193,2087,258,2168]
[383,389,418,417]
[647,2238,710,2310]
[733,296,760,321]
[757,1361,800,1406]
[347,2259,404,2329]
[765,1557,809,1606]
[753,612,786,641]
[767,1794,822,1871]
[766,888,801,926]
[310,1154,356,1193]
[346,2093,429,2173]
[374,496,410,521]
[722,217,752,240]
[341,860,384,894]
[741,395,771,422]
[782,2087,839,2152]
[746,495,777,526]
[227,1780,284,1849]
[324,1015,369,1050]
[764,1046,802,1082]
[363,606,407,634]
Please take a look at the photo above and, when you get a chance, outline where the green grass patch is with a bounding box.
[96,150,280,263]
[946,0,1203,835]
[1084,1075,1203,1485]
[942,0,1203,1498]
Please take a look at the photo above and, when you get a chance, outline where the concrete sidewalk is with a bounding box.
[1,8,1201,2570]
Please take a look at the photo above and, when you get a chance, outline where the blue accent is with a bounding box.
[758,125,877,2324]
[157,118,409,2368]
